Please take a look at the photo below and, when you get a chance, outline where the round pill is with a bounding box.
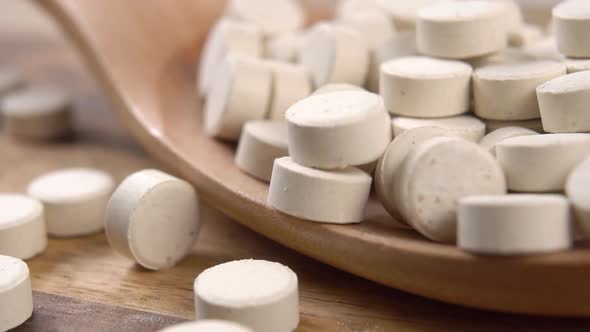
[375,0,453,31]
[1,86,72,141]
[268,157,372,224]
[0,255,33,331]
[286,91,391,169]
[479,126,538,155]
[522,37,564,62]
[391,115,485,142]
[467,48,535,69]
[417,1,507,59]
[496,134,590,192]
[375,126,450,222]
[565,58,590,74]
[458,195,571,255]
[473,61,566,121]
[27,168,114,237]
[300,23,369,87]
[266,61,311,121]
[225,0,304,36]
[508,24,544,48]
[484,118,544,133]
[380,56,472,118]
[0,66,24,97]
[340,9,395,49]
[0,194,46,260]
[397,136,506,243]
[312,83,364,96]
[553,0,590,58]
[158,320,253,332]
[205,55,272,141]
[367,31,417,93]
[194,259,299,332]
[105,169,199,270]
[537,70,590,133]
[265,32,305,63]
[198,18,262,97]
[235,121,288,182]
[566,157,590,237]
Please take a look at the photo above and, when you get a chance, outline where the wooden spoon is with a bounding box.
[36,0,590,317]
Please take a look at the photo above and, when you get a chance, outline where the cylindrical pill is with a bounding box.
[553,0,590,58]
[367,31,417,93]
[484,118,544,133]
[205,55,272,141]
[375,0,451,31]
[266,61,311,121]
[105,169,200,270]
[0,255,33,331]
[473,61,566,120]
[458,195,571,255]
[194,259,299,332]
[27,168,114,237]
[417,1,507,59]
[286,91,391,169]
[565,58,590,74]
[265,32,305,63]
[235,121,288,182]
[496,134,590,192]
[566,157,590,237]
[268,157,371,224]
[537,70,590,133]
[225,0,304,36]
[380,56,472,118]
[312,83,364,96]
[391,115,485,142]
[479,126,538,156]
[1,86,72,141]
[0,194,46,260]
[300,23,369,87]
[158,320,253,332]
[398,136,506,243]
[375,126,450,222]
[198,18,262,97]
[340,9,395,49]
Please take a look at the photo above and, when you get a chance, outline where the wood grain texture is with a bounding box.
[31,0,590,317]
[16,292,185,332]
[2,5,590,328]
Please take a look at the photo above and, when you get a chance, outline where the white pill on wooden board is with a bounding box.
[0,255,33,331]
[0,194,46,260]
[268,157,371,224]
[484,118,544,133]
[194,259,299,332]
[1,86,72,141]
[380,56,472,118]
[312,83,364,96]
[105,169,199,270]
[473,61,566,121]
[339,9,395,49]
[205,55,272,141]
[198,18,262,97]
[458,195,571,255]
[375,126,450,222]
[553,0,590,58]
[479,126,538,155]
[537,70,590,133]
[567,157,590,237]
[397,136,507,243]
[158,320,253,332]
[508,24,545,48]
[266,61,311,122]
[565,58,590,74]
[375,0,454,31]
[235,121,288,182]
[0,66,24,97]
[225,0,304,36]
[417,1,507,59]
[27,168,114,237]
[286,91,391,169]
[300,23,369,88]
[367,31,418,92]
[391,115,486,142]
[265,32,305,63]
[496,134,590,192]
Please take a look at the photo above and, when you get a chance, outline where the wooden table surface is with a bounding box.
[2,1,590,331]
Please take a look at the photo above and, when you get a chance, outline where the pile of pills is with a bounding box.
[198,0,590,259]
